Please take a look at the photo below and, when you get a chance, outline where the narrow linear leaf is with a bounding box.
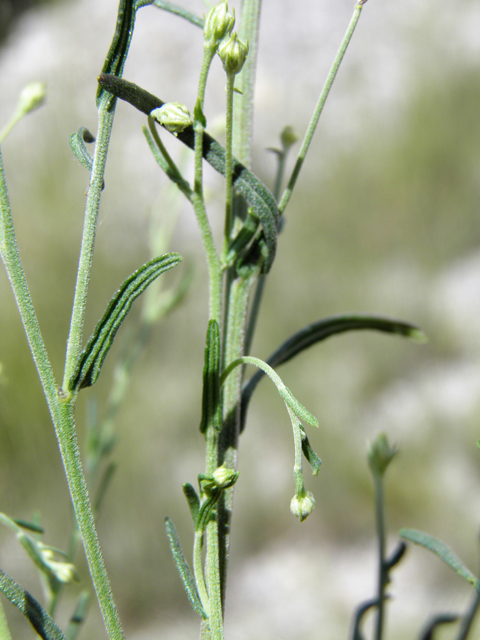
[199,319,221,434]
[183,483,200,524]
[97,74,280,272]
[241,314,426,432]
[385,541,407,571]
[400,529,480,593]
[165,517,207,619]
[0,569,67,640]
[12,518,44,534]
[69,253,182,391]
[419,614,459,640]
[153,0,204,27]
[97,0,153,107]
[299,425,322,476]
[65,591,90,640]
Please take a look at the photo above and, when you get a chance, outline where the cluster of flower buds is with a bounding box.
[204,0,248,75]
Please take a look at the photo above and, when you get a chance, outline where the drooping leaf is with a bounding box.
[153,0,204,27]
[69,253,182,391]
[199,319,221,434]
[241,314,426,432]
[97,0,153,108]
[400,529,480,593]
[97,74,280,272]
[0,569,68,640]
[351,597,381,640]
[385,541,407,570]
[165,517,207,619]
[418,614,459,640]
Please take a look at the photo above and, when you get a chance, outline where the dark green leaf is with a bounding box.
[241,314,426,432]
[199,319,221,434]
[69,253,182,391]
[153,1,204,27]
[0,569,68,640]
[12,519,44,534]
[351,597,380,640]
[97,0,153,108]
[165,517,207,619]
[419,614,459,640]
[385,541,407,570]
[97,74,280,272]
[183,483,200,523]
[400,529,480,593]
[299,425,321,476]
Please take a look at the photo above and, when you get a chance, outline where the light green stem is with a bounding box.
[0,147,124,639]
[278,0,367,215]
[222,72,236,263]
[63,96,115,389]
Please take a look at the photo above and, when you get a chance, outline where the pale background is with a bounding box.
[1,0,480,638]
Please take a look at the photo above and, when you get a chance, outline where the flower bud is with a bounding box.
[367,433,397,478]
[218,32,248,75]
[280,125,298,152]
[290,488,316,522]
[150,102,192,134]
[204,1,235,52]
[212,464,239,490]
[17,81,47,117]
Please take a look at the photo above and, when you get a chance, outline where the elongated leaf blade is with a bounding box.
[183,483,200,524]
[241,314,426,432]
[199,319,221,434]
[0,569,67,640]
[153,0,204,27]
[165,517,207,619]
[69,128,95,172]
[400,529,480,592]
[69,253,182,391]
[299,425,322,476]
[97,74,280,272]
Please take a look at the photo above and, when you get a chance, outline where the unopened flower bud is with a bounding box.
[212,464,238,490]
[204,0,235,52]
[151,102,192,134]
[17,81,47,117]
[367,433,397,478]
[280,125,298,151]
[218,32,248,75]
[290,488,316,522]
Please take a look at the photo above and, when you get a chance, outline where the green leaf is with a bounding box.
[400,529,480,593]
[165,517,207,619]
[153,0,204,27]
[97,74,280,272]
[97,0,153,107]
[241,314,426,432]
[351,597,380,640]
[183,483,200,523]
[199,319,221,434]
[69,128,95,172]
[299,425,322,476]
[0,568,68,640]
[69,253,182,391]
[419,614,459,640]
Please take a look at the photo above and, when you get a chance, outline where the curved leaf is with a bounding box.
[199,319,221,434]
[153,0,204,27]
[0,569,67,640]
[241,314,426,432]
[69,128,96,172]
[97,74,280,272]
[400,529,480,593]
[418,614,459,640]
[351,597,381,640]
[69,253,182,391]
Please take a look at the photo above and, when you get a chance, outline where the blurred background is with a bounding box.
[1,0,480,638]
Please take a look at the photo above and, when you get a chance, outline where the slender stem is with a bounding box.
[194,529,210,617]
[63,96,116,389]
[0,147,124,639]
[278,0,367,216]
[222,72,236,264]
[193,46,222,323]
[374,474,386,640]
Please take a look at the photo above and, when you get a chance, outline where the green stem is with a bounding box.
[0,147,124,639]
[194,529,210,617]
[193,47,222,323]
[278,0,367,215]
[374,474,386,640]
[222,72,236,263]
[63,95,116,389]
